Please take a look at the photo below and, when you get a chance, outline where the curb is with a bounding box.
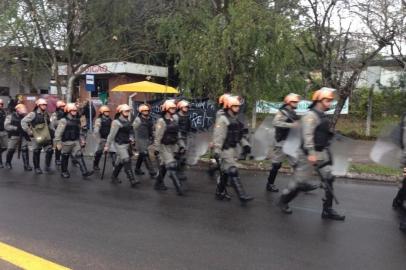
[197,158,402,184]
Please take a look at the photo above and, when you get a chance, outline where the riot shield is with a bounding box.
[282,127,301,159]
[251,116,274,160]
[186,131,210,165]
[370,125,402,169]
[330,133,355,176]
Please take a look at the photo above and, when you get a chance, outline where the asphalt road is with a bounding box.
[0,160,404,270]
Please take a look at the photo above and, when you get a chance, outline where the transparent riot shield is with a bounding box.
[282,127,301,159]
[186,131,210,165]
[330,133,355,176]
[370,125,402,169]
[251,116,274,160]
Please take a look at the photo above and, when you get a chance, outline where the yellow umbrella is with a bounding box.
[111,80,178,94]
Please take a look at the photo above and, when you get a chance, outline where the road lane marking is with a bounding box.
[0,242,71,270]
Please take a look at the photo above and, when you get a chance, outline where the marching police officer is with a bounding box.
[50,100,66,166]
[213,96,253,203]
[132,104,157,177]
[208,94,231,177]
[393,113,406,231]
[104,104,138,187]
[153,99,184,195]
[4,104,32,170]
[266,93,318,192]
[176,100,192,181]
[93,105,115,171]
[0,99,8,168]
[54,103,93,178]
[278,88,345,220]
[21,98,53,174]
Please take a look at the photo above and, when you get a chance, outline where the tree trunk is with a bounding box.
[66,74,77,103]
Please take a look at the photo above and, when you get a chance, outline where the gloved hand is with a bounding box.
[178,147,186,154]
[242,145,251,155]
[154,150,160,156]
[213,152,220,161]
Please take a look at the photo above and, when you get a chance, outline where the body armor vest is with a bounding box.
[0,109,6,131]
[31,110,50,127]
[161,117,179,145]
[275,107,299,142]
[8,113,24,137]
[62,117,81,142]
[99,116,112,139]
[137,116,153,140]
[312,109,334,151]
[56,109,65,120]
[222,114,243,150]
[115,118,132,145]
[177,113,191,138]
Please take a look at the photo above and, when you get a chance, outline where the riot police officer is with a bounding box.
[278,88,345,220]
[0,99,8,168]
[133,104,157,177]
[213,96,253,203]
[176,100,192,181]
[266,94,318,192]
[153,100,183,195]
[393,114,406,231]
[208,94,231,177]
[50,100,66,166]
[4,104,32,170]
[104,104,138,188]
[54,103,93,179]
[21,98,53,174]
[93,105,115,171]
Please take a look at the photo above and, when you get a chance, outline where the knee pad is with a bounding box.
[272,163,282,170]
[122,157,131,164]
[227,166,239,177]
[46,148,54,155]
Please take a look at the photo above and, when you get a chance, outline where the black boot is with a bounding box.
[60,153,70,178]
[167,162,184,196]
[22,148,32,171]
[0,148,6,168]
[393,178,406,210]
[76,155,93,178]
[55,149,61,166]
[45,149,53,172]
[93,150,103,171]
[154,165,168,191]
[215,173,231,201]
[111,162,123,184]
[228,167,253,203]
[134,153,145,175]
[124,159,139,188]
[33,149,42,174]
[144,154,158,178]
[266,163,281,192]
[321,178,345,221]
[5,149,14,169]
[278,188,299,214]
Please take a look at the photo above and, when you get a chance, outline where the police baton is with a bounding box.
[101,151,108,180]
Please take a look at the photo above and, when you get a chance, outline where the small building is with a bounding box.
[58,61,171,110]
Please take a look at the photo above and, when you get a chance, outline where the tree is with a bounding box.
[1,0,171,100]
[159,0,304,104]
[296,0,400,126]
